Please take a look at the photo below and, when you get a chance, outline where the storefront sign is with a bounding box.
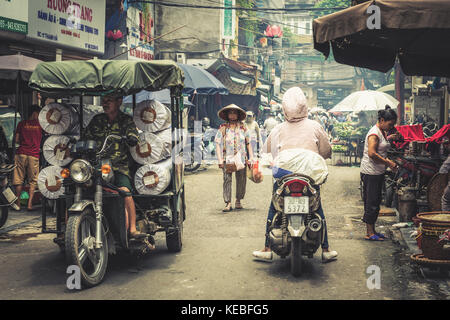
[28,0,105,54]
[127,5,154,61]
[0,0,28,34]
[221,0,235,40]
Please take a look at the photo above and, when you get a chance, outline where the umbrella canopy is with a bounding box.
[0,54,43,94]
[313,0,450,76]
[123,89,194,106]
[178,64,228,95]
[0,54,43,81]
[329,90,399,112]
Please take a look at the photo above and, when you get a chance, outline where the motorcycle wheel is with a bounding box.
[290,237,302,277]
[166,195,184,252]
[65,208,108,288]
[0,207,8,228]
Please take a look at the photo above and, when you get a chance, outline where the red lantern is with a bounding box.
[113,30,123,40]
[264,25,282,38]
[264,25,273,37]
[271,25,282,38]
[107,30,114,40]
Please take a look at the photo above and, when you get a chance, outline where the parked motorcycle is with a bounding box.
[184,119,216,172]
[0,152,19,228]
[184,131,205,172]
[268,173,325,276]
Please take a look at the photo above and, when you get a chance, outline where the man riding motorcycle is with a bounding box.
[84,95,145,239]
[252,87,338,263]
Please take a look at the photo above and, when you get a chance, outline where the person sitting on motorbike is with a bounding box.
[252,87,338,263]
[84,94,145,239]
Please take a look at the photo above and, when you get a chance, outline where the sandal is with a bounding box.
[375,232,386,239]
[129,231,147,239]
[223,203,232,212]
[365,234,384,241]
[235,200,243,210]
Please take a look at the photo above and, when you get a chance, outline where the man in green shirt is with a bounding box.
[84,95,145,239]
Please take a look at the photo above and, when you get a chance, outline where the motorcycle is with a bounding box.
[184,131,205,172]
[268,173,325,276]
[0,152,19,228]
[184,124,217,172]
[61,133,185,287]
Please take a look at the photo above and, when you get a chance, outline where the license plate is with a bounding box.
[284,196,309,214]
[2,187,16,203]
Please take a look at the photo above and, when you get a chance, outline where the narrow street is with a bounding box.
[0,164,448,300]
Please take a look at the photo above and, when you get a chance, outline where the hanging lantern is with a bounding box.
[271,25,283,38]
[264,25,283,38]
[260,37,268,47]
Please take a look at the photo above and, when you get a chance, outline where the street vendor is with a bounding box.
[360,106,398,241]
[84,94,145,239]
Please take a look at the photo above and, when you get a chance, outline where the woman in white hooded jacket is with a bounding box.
[252,87,338,263]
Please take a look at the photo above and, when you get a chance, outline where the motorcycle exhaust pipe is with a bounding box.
[306,218,322,240]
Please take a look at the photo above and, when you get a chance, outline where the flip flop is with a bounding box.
[365,234,384,241]
[375,232,386,239]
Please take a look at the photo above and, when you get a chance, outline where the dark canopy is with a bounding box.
[28,59,184,97]
[178,64,228,95]
[313,0,450,76]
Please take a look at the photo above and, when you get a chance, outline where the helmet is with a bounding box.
[202,117,210,127]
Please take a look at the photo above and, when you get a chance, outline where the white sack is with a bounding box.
[130,132,166,165]
[37,166,65,199]
[273,148,328,185]
[134,158,172,195]
[39,103,78,135]
[133,100,171,133]
[43,135,74,167]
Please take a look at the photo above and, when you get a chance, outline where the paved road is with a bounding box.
[0,164,449,299]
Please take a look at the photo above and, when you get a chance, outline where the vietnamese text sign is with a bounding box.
[221,0,235,40]
[0,0,28,34]
[127,5,154,61]
[28,0,105,54]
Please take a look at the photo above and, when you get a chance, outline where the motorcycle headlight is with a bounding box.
[70,159,93,184]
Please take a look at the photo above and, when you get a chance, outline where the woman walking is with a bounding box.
[360,106,398,241]
[215,104,254,212]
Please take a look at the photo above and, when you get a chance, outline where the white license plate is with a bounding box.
[284,196,309,214]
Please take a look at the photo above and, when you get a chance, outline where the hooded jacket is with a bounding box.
[263,87,331,160]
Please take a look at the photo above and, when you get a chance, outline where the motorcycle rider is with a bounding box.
[252,87,338,263]
[84,94,145,239]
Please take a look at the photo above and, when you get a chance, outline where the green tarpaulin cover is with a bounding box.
[28,59,184,97]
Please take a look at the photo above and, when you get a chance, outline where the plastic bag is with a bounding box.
[247,160,263,183]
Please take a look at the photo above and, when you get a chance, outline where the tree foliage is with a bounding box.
[312,0,351,19]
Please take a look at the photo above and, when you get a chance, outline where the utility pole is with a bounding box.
[395,61,405,124]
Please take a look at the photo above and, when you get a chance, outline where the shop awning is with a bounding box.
[313,0,450,76]
[207,55,258,96]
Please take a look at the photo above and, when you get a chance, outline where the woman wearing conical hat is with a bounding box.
[214,104,255,212]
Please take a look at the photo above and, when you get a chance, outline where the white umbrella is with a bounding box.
[330,90,399,112]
